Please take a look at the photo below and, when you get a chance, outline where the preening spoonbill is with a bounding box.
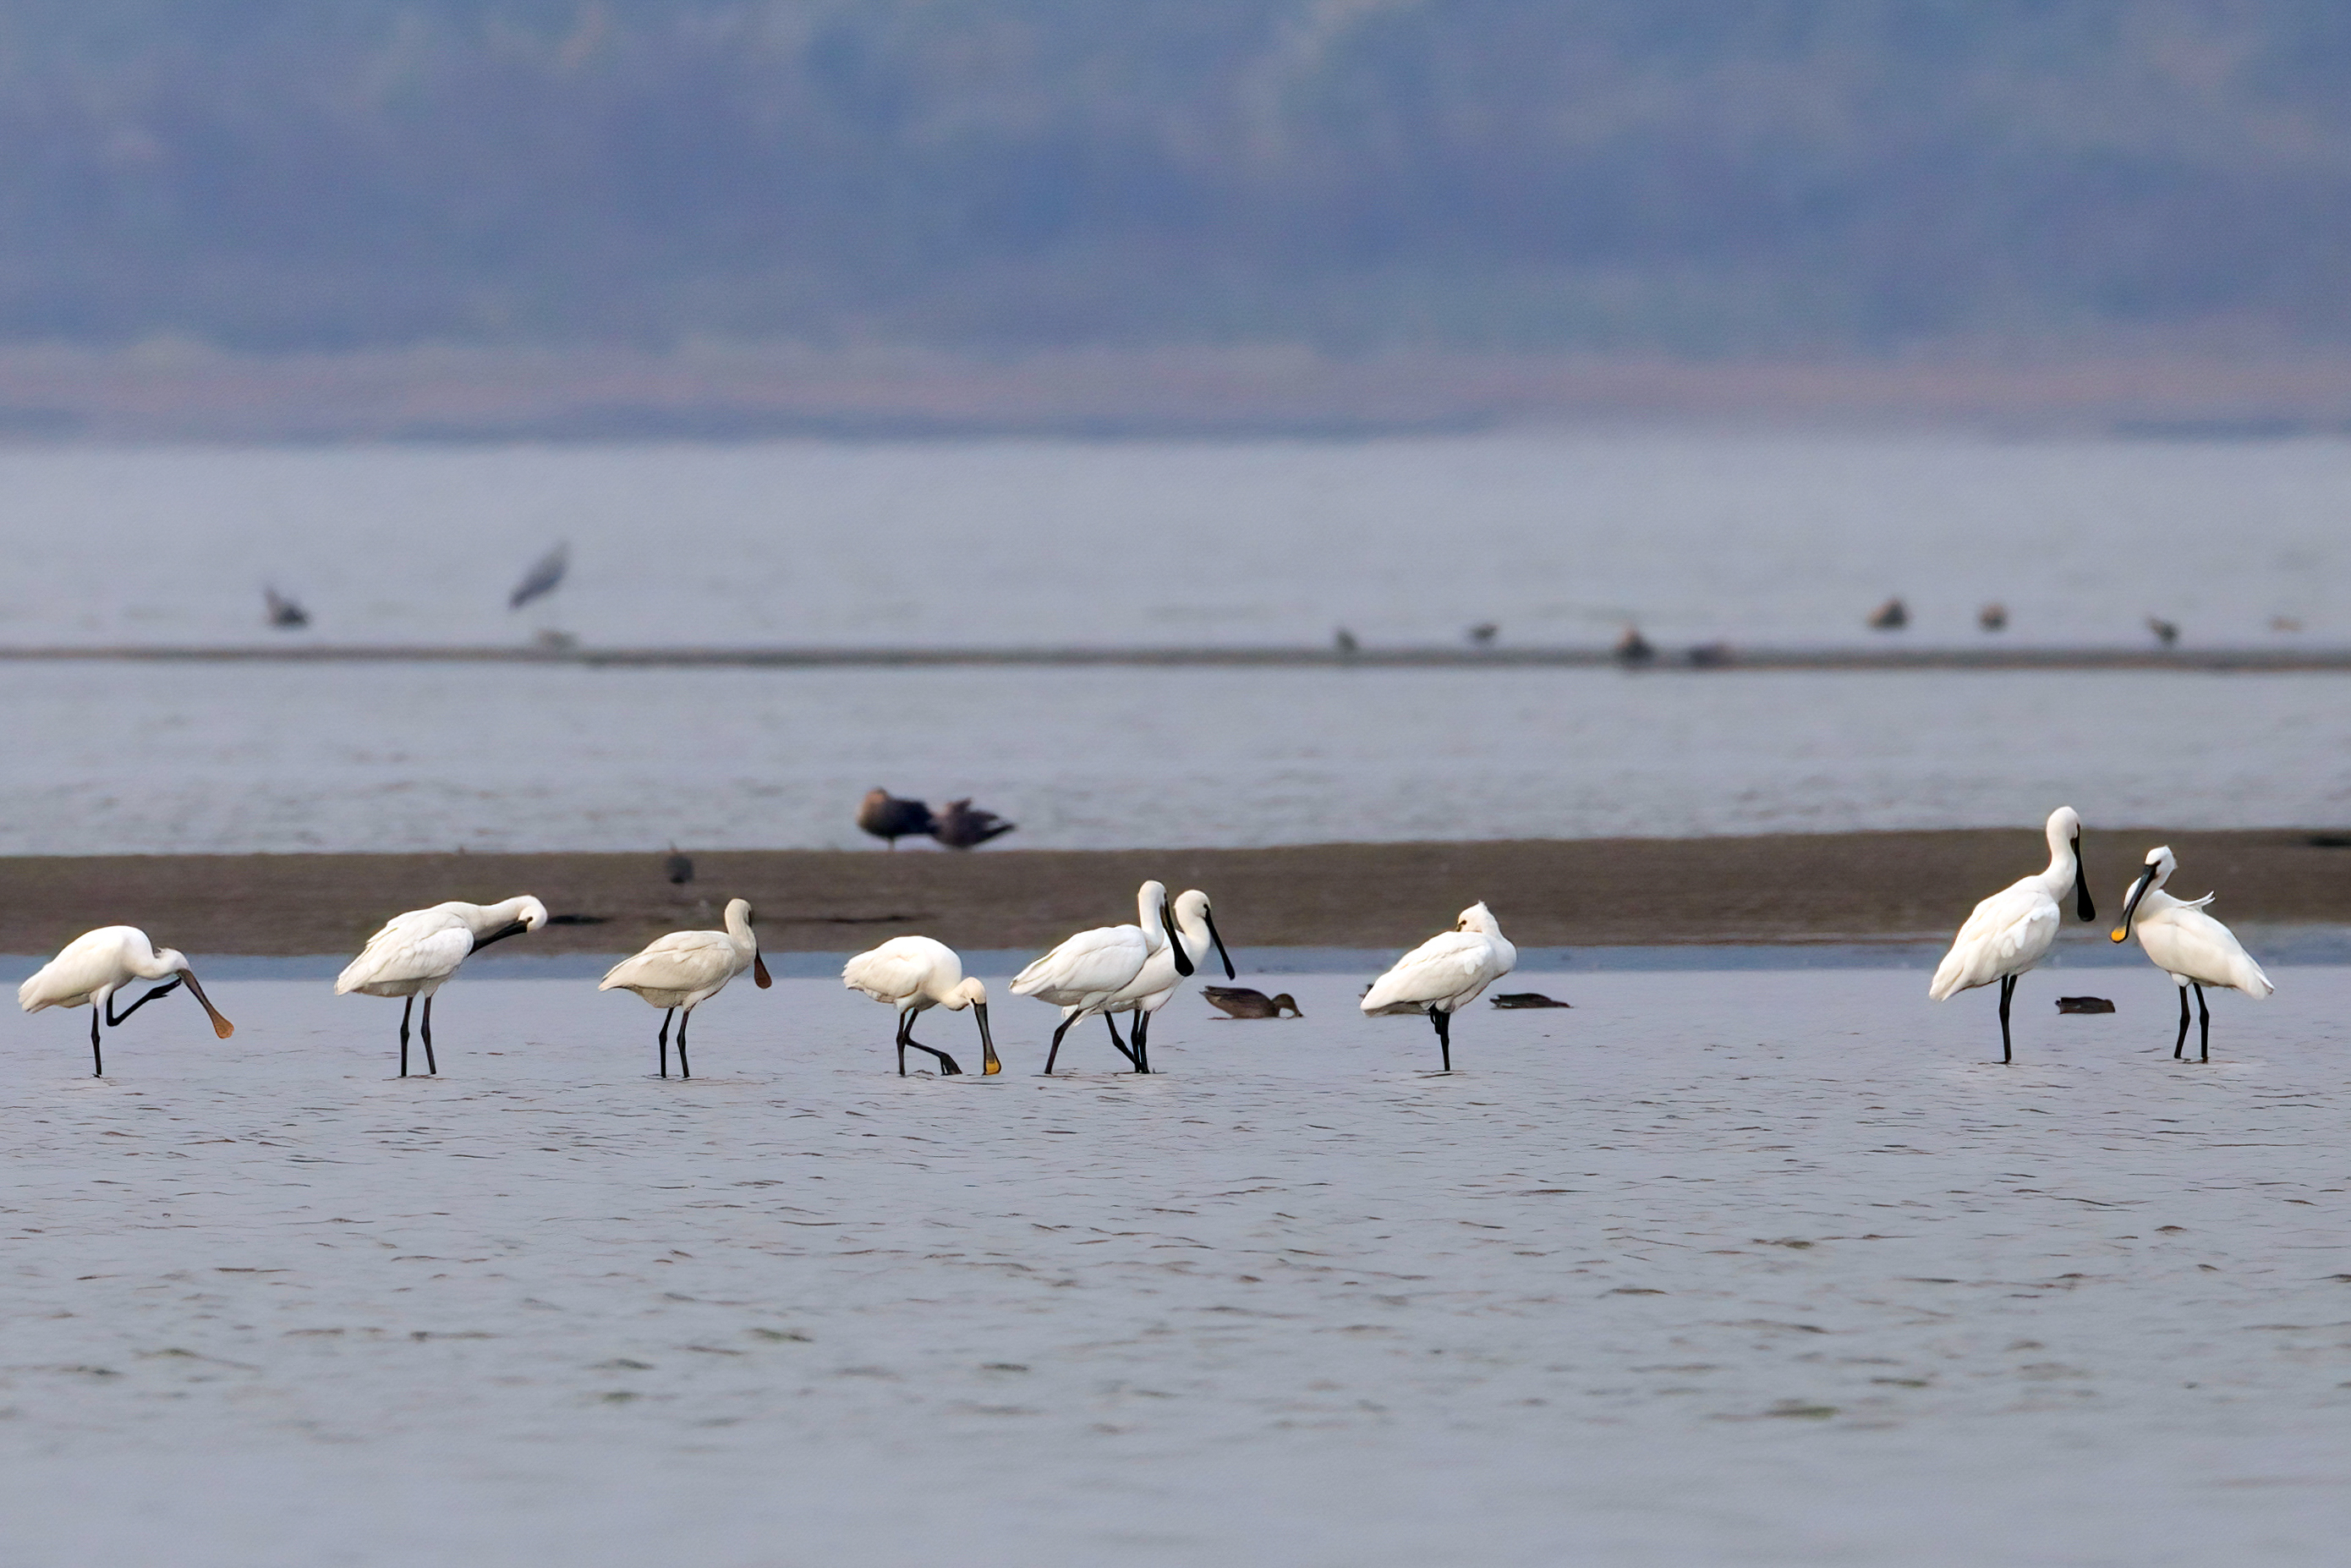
[18,927,234,1077]
[335,896,547,1076]
[1360,903,1517,1072]
[2110,846,2273,1061]
[1013,880,1192,1075]
[600,897,772,1078]
[1928,806,2096,1063]
[842,936,999,1077]
[858,788,935,849]
[1108,888,1235,1072]
[1203,986,1302,1019]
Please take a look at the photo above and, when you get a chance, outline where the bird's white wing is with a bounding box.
[600,931,737,993]
[2143,907,2274,997]
[1362,931,1489,1012]
[337,921,474,993]
[1011,925,1147,1002]
[1928,880,2057,1000]
[842,941,929,1003]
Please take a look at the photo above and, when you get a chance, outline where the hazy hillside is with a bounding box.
[1,1,2348,354]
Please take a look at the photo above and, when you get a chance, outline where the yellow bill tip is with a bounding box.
[2109,929,2128,943]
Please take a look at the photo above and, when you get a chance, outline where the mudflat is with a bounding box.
[0,828,2341,955]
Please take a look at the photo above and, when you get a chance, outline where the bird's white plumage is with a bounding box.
[844,935,984,1015]
[19,926,187,1013]
[1115,889,1219,1018]
[1929,808,2083,1001]
[1011,881,1170,1014]
[2118,847,2274,997]
[1362,902,1516,1015]
[601,898,764,1010]
[336,896,548,998]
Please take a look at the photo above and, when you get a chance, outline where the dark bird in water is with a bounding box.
[1868,597,1909,631]
[2147,616,2180,647]
[664,844,694,885]
[1613,626,1655,665]
[1334,627,1359,655]
[1490,991,1571,1009]
[858,788,936,849]
[1467,622,1499,646]
[930,798,1016,850]
[1979,602,2008,632]
[508,542,570,611]
[1203,985,1302,1019]
[263,586,309,629]
[2055,995,2115,1013]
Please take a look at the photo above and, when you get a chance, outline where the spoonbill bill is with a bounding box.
[858,788,935,848]
[842,936,999,1077]
[18,927,234,1077]
[1929,807,2096,1062]
[1360,903,1517,1072]
[1203,986,1302,1019]
[599,897,771,1078]
[335,896,547,1076]
[2110,846,2273,1061]
[1109,888,1236,1072]
[1013,881,1192,1075]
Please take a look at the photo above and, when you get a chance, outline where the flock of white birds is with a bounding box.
[14,811,2274,1079]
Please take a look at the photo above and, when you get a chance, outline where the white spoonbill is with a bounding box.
[1012,880,1192,1075]
[1929,806,2096,1063]
[335,896,547,1076]
[18,927,234,1077]
[842,935,1000,1077]
[1106,889,1236,1073]
[1360,902,1516,1072]
[600,897,772,1078]
[2110,846,2273,1062]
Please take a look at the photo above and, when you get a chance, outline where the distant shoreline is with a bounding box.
[2,345,2350,442]
[3,830,2342,957]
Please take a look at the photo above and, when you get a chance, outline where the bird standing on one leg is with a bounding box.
[1360,903,1516,1072]
[1929,807,2096,1063]
[2110,846,2272,1062]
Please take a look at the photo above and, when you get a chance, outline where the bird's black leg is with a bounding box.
[1044,1013,1081,1076]
[1132,1010,1151,1074]
[895,1011,910,1077]
[2195,983,2211,1063]
[1103,1012,1140,1070]
[1998,975,2015,1064]
[1431,1006,1452,1072]
[421,994,438,1076]
[90,1006,102,1077]
[2173,986,2191,1060]
[398,995,414,1077]
[907,1031,963,1075]
[657,1008,674,1077]
[676,1008,692,1079]
[106,977,182,1026]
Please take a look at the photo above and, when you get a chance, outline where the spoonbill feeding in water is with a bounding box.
[18,927,234,1077]
[1360,903,1516,1072]
[1929,807,2096,1062]
[2110,846,2273,1061]
[1013,880,1192,1075]
[842,936,999,1077]
[335,896,547,1076]
[1107,888,1235,1072]
[599,897,771,1078]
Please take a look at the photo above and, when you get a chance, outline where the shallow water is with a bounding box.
[2,432,2346,650]
[2,661,2347,852]
[5,969,2348,1565]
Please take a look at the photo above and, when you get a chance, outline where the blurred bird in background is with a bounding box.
[263,585,309,629]
[858,788,936,848]
[508,542,569,611]
[931,798,1016,850]
[1867,597,1909,630]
